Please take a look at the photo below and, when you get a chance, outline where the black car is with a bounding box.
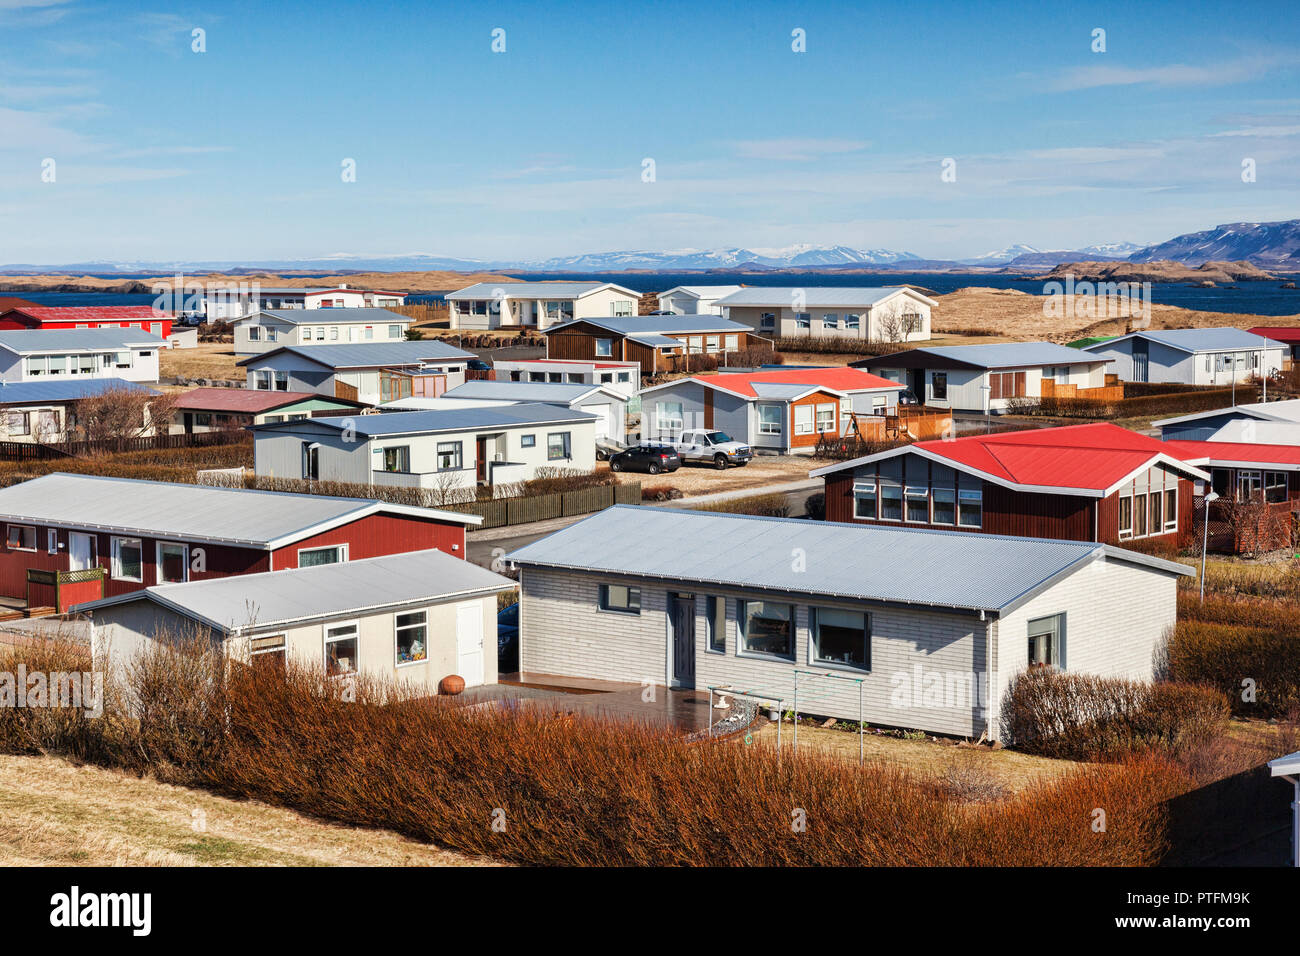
[497,603,519,673]
[465,358,491,371]
[608,444,681,474]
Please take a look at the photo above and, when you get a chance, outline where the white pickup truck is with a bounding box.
[662,429,753,469]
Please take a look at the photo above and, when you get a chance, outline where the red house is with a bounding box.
[811,422,1209,547]
[0,306,173,339]
[0,473,480,611]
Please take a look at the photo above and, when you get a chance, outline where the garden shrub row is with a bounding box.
[1166,619,1300,718]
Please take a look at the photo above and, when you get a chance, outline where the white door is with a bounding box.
[456,603,485,687]
[590,404,610,440]
[68,532,94,570]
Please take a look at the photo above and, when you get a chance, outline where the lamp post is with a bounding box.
[980,383,992,434]
[1200,489,1220,603]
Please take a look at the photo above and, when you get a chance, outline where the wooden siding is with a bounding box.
[788,389,840,450]
[270,512,466,569]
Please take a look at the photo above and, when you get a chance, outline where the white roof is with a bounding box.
[1269,750,1300,777]
[1154,399,1300,428]
[714,286,937,308]
[1083,327,1286,355]
[658,285,744,300]
[1208,420,1300,444]
[446,281,639,300]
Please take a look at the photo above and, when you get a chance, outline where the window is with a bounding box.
[388,324,401,338]
[957,488,982,528]
[812,608,869,670]
[617,371,631,383]
[363,327,374,340]
[706,596,726,653]
[1028,614,1062,669]
[759,312,776,330]
[1133,492,1148,536]
[78,354,95,374]
[325,622,359,676]
[1265,471,1288,503]
[988,371,1026,400]
[567,373,583,383]
[815,403,836,433]
[266,328,278,342]
[757,404,783,435]
[1149,492,1162,537]
[395,610,427,664]
[436,441,463,470]
[931,372,947,400]
[248,326,262,341]
[845,313,861,331]
[821,313,840,329]
[687,336,704,354]
[657,401,684,432]
[932,486,956,525]
[299,544,345,567]
[111,536,143,581]
[520,434,536,448]
[738,601,794,659]
[274,370,289,391]
[599,584,641,615]
[547,432,572,460]
[905,486,929,523]
[528,371,545,382]
[6,524,36,551]
[47,529,57,554]
[380,446,410,473]
[1163,487,1178,529]
[547,372,562,383]
[793,405,814,435]
[25,357,45,376]
[612,300,634,317]
[544,301,573,322]
[595,338,613,357]
[853,480,877,519]
[302,442,319,480]
[6,411,29,436]
[724,334,738,351]
[1119,495,1133,537]
[157,542,188,584]
[794,313,811,330]
[880,484,903,521]
[705,335,720,353]
[254,369,272,390]
[1236,470,1263,502]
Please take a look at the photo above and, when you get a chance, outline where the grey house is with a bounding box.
[234,307,413,355]
[1154,398,1300,440]
[238,340,475,405]
[1080,328,1285,385]
[507,506,1192,740]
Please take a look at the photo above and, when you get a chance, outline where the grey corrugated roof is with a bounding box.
[238,340,474,369]
[76,548,513,633]
[548,315,752,336]
[0,328,168,353]
[1086,327,1286,354]
[507,506,1192,612]
[259,402,594,438]
[0,473,477,547]
[749,382,816,399]
[627,333,686,347]
[0,378,157,405]
[254,308,412,326]
[861,341,1109,371]
[714,286,928,307]
[442,381,620,404]
[446,281,634,299]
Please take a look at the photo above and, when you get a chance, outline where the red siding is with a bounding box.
[270,512,466,569]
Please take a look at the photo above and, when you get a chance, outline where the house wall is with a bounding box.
[235,315,410,356]
[254,425,372,484]
[1087,338,1284,385]
[0,403,70,442]
[495,361,640,399]
[269,512,467,568]
[1158,411,1254,441]
[0,346,161,385]
[724,293,933,342]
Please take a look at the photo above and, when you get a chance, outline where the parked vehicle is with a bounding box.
[497,602,519,673]
[595,436,627,461]
[609,444,681,474]
[662,429,752,469]
[466,358,491,371]
[897,388,921,406]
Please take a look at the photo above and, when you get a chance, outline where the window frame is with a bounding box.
[957,487,982,528]
[852,479,877,520]
[810,606,870,672]
[324,619,361,677]
[598,583,641,615]
[1028,613,1063,669]
[156,540,189,584]
[297,543,347,568]
[757,403,783,435]
[395,609,428,666]
[547,431,572,461]
[6,523,37,552]
[705,595,726,654]
[737,600,796,661]
[436,441,463,471]
[110,535,144,582]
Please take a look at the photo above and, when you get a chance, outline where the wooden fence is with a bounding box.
[0,429,249,462]
[450,481,641,530]
[1040,378,1125,403]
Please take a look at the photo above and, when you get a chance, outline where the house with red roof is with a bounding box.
[0,305,173,339]
[169,387,367,435]
[811,422,1210,546]
[1248,326,1300,362]
[639,367,904,454]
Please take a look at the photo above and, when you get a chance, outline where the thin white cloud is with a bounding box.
[1211,124,1300,137]
[1054,55,1291,91]
[733,138,869,161]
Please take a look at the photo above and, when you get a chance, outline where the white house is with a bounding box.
[82,549,514,693]
[715,286,937,342]
[0,328,167,384]
[1080,328,1286,385]
[0,378,158,443]
[196,284,407,322]
[506,506,1193,741]
[409,379,629,443]
[446,281,642,331]
[853,341,1114,412]
[239,340,476,405]
[234,308,413,356]
[491,359,640,400]
[251,403,597,501]
[1155,398,1300,441]
[656,285,743,316]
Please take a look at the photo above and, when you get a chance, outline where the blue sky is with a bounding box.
[1,0,1298,263]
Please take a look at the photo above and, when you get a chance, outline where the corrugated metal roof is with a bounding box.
[0,328,168,353]
[659,285,744,299]
[549,315,751,336]
[442,381,619,404]
[714,286,921,307]
[507,506,1191,612]
[76,548,513,632]
[749,382,817,399]
[446,281,632,299]
[1249,326,1300,343]
[1208,420,1300,444]
[267,402,595,438]
[918,342,1109,369]
[240,340,474,369]
[0,473,477,547]
[5,306,170,322]
[0,378,157,405]
[256,308,412,326]
[664,367,901,399]
[1088,327,1286,354]
[1154,398,1300,428]
[1162,437,1300,470]
[173,387,356,413]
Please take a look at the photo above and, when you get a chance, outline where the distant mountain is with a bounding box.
[958,244,1043,265]
[525,245,922,271]
[1128,220,1300,267]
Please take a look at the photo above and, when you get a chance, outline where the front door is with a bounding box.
[68,532,95,571]
[475,436,489,484]
[907,368,924,402]
[1132,340,1149,382]
[670,592,696,688]
[456,603,485,687]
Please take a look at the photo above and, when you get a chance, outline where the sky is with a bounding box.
[1,0,1299,264]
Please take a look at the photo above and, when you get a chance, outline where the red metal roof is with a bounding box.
[173,388,342,413]
[4,306,171,322]
[1161,438,1300,469]
[693,366,901,398]
[913,422,1185,491]
[1248,326,1300,343]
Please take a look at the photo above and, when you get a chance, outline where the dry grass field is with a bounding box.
[160,341,244,382]
[0,754,494,867]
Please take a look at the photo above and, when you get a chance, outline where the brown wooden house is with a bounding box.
[543,315,770,376]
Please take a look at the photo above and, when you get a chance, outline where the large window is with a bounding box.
[793,405,814,436]
[6,524,36,551]
[5,412,28,436]
[595,338,613,357]
[395,610,427,664]
[302,442,319,480]
[299,544,346,567]
[905,485,929,523]
[656,402,684,433]
[706,596,726,653]
[325,622,359,676]
[1266,471,1288,503]
[988,371,1026,401]
[757,404,782,435]
[794,313,811,330]
[1133,492,1148,536]
[1119,494,1133,537]
[1028,614,1062,669]
[845,313,862,331]
[378,446,410,473]
[957,488,982,528]
[853,480,877,519]
[436,441,462,470]
[547,432,572,460]
[759,312,776,330]
[739,601,794,659]
[1163,487,1178,529]
[111,536,143,582]
[1236,470,1263,502]
[880,484,903,521]
[931,372,947,400]
[812,607,869,670]
[932,486,956,525]
[599,584,641,615]
[815,403,836,433]
[157,542,188,584]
